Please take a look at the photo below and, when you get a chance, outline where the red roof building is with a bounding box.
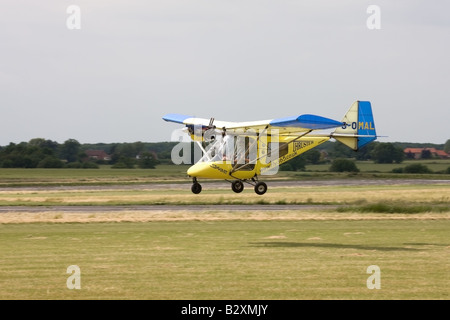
[404,147,449,159]
[85,150,111,161]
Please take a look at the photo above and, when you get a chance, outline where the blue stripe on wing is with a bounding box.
[270,114,343,130]
[162,114,193,124]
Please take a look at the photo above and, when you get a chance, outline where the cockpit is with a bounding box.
[198,134,257,171]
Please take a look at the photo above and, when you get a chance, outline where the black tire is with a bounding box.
[254,182,267,195]
[231,180,244,193]
[191,182,202,194]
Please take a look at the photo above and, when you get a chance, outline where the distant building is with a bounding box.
[85,150,111,161]
[404,147,449,159]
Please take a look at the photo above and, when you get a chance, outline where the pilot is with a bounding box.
[220,128,232,162]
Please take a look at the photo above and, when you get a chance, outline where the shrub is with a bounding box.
[82,162,99,169]
[329,159,359,172]
[66,162,82,168]
[37,156,64,168]
[403,163,432,174]
[279,163,293,171]
[112,157,135,169]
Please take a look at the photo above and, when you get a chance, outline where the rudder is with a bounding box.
[333,101,377,151]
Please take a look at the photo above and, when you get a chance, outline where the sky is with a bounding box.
[1,0,449,146]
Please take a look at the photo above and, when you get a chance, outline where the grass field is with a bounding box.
[306,159,450,173]
[0,166,449,300]
[0,181,448,208]
[0,219,448,300]
[0,159,449,187]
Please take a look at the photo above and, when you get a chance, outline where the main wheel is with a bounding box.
[191,182,202,194]
[254,182,267,195]
[231,180,244,193]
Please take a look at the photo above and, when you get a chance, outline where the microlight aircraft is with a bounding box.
[163,101,377,195]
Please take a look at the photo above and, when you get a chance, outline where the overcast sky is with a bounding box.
[1,0,449,145]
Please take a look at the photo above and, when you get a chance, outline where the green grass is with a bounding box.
[338,202,450,214]
[0,165,192,187]
[0,183,448,207]
[0,165,448,300]
[0,220,448,299]
[304,159,450,174]
[0,159,449,188]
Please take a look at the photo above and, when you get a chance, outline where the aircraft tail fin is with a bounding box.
[332,101,377,151]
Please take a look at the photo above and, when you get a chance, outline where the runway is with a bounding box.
[0,178,448,192]
[0,178,448,214]
[0,204,338,213]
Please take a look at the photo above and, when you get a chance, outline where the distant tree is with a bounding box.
[280,155,306,171]
[37,156,64,168]
[304,149,321,164]
[138,152,159,169]
[405,151,415,159]
[279,163,294,171]
[330,142,354,159]
[109,144,120,164]
[444,139,450,154]
[111,156,135,169]
[329,159,359,172]
[60,139,81,163]
[355,143,375,161]
[0,141,62,168]
[28,138,59,152]
[371,143,404,164]
[421,149,432,159]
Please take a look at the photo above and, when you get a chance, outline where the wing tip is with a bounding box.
[162,114,192,124]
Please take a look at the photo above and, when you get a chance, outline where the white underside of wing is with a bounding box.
[182,117,273,129]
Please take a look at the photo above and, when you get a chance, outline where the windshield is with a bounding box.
[198,134,256,165]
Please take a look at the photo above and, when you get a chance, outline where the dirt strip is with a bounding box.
[0,208,448,224]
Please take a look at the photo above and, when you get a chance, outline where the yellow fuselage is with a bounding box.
[187,136,330,180]
[187,161,256,180]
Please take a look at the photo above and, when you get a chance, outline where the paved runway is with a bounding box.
[0,179,448,214]
[0,204,339,213]
[1,178,448,192]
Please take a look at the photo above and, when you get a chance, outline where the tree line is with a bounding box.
[0,138,448,170]
[0,138,161,169]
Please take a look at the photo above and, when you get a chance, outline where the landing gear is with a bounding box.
[191,178,202,194]
[230,177,268,195]
[231,180,244,193]
[254,182,267,195]
[190,177,267,195]
[191,183,202,194]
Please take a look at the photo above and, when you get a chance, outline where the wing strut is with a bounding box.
[196,141,210,161]
[230,126,269,174]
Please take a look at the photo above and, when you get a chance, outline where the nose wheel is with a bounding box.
[191,178,202,194]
